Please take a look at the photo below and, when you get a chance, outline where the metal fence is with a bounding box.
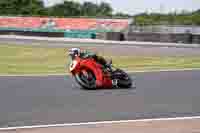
[130,25,200,35]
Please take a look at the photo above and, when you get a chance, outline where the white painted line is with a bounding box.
[0,73,70,77]
[129,68,200,73]
[0,68,200,77]
[0,116,200,131]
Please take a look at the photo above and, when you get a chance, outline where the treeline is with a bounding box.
[0,0,200,25]
[134,10,200,26]
[0,0,127,17]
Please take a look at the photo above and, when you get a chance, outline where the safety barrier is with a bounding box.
[0,27,109,39]
[126,32,200,44]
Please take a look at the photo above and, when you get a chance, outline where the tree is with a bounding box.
[97,2,113,16]
[49,1,81,17]
[114,12,131,18]
[0,0,114,17]
[0,0,45,16]
[134,9,200,26]
[81,1,99,16]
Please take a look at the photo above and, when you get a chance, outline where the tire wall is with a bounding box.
[0,30,64,37]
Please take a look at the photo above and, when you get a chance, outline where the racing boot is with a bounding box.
[105,61,113,72]
[112,79,119,88]
[102,63,112,73]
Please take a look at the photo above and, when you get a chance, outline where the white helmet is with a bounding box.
[68,48,81,57]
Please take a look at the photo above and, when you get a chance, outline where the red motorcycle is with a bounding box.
[69,55,134,89]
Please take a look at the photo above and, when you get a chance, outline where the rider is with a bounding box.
[68,48,118,87]
[68,48,112,71]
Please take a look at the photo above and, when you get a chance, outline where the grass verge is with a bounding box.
[0,44,200,75]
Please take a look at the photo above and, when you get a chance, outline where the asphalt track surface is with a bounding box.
[0,35,200,48]
[0,70,200,128]
[0,35,200,49]
[1,36,200,57]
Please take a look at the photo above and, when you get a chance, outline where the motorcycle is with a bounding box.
[68,55,135,90]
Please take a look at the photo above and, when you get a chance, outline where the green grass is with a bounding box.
[110,56,200,71]
[0,44,200,75]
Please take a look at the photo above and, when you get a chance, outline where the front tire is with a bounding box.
[74,69,97,90]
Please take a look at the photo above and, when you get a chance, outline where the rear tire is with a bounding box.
[112,69,133,88]
[118,75,133,88]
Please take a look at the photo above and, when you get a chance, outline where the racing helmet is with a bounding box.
[68,48,81,57]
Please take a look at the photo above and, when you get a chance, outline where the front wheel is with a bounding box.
[74,69,97,90]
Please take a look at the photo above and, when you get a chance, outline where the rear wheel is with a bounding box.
[118,75,133,88]
[112,69,133,88]
[75,69,97,90]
